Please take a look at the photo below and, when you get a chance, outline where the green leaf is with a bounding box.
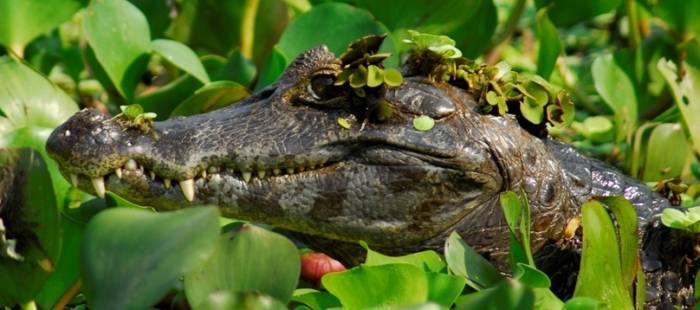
[520,99,545,124]
[500,192,534,267]
[571,116,614,143]
[128,0,171,38]
[256,48,288,90]
[367,65,385,87]
[657,59,700,156]
[276,3,397,67]
[563,297,601,310]
[83,0,151,99]
[0,0,84,55]
[513,264,563,309]
[444,232,504,290]
[661,207,700,233]
[652,0,700,40]
[184,224,301,305]
[151,39,210,84]
[337,117,352,129]
[450,0,497,59]
[455,280,534,310]
[573,200,634,309]
[322,264,429,308]
[534,0,623,27]
[0,148,60,305]
[81,207,220,309]
[170,81,250,117]
[642,123,690,181]
[291,289,341,310]
[362,242,446,272]
[194,291,287,310]
[425,272,466,307]
[535,8,561,79]
[591,54,638,142]
[350,64,368,88]
[0,57,78,130]
[547,90,575,128]
[218,49,257,87]
[597,197,638,292]
[384,67,404,86]
[413,115,435,132]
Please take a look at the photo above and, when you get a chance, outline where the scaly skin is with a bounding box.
[46,46,694,307]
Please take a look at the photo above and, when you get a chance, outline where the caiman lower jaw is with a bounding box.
[66,157,338,202]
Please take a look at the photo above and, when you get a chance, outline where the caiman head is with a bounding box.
[46,46,574,256]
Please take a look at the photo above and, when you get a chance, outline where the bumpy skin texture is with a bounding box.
[46,46,693,306]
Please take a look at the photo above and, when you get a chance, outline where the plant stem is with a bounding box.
[625,0,641,49]
[240,0,261,59]
[54,279,82,310]
[488,0,527,51]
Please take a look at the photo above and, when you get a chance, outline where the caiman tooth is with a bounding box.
[70,174,79,187]
[164,179,171,189]
[286,167,295,174]
[150,171,156,180]
[179,179,195,202]
[273,168,281,176]
[125,159,137,170]
[91,177,105,198]
[257,170,266,179]
[242,171,252,182]
[115,167,122,178]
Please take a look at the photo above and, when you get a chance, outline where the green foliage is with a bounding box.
[1,0,699,308]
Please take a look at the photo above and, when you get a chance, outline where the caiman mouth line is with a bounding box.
[69,156,339,202]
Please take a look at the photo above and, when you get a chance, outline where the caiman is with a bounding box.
[45,45,696,307]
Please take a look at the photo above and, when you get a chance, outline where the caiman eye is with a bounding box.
[307,75,337,100]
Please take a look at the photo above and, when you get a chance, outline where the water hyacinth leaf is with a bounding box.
[591,54,638,142]
[449,0,497,59]
[194,291,287,310]
[81,207,220,309]
[256,48,289,90]
[170,81,250,117]
[520,100,545,125]
[0,57,78,130]
[563,297,601,310]
[597,196,638,290]
[572,116,614,143]
[277,3,397,67]
[321,264,429,308]
[362,241,445,272]
[425,272,466,307]
[83,0,151,99]
[217,49,257,87]
[444,232,504,290]
[413,115,435,132]
[428,45,462,59]
[366,65,384,87]
[0,148,59,305]
[513,264,564,309]
[0,0,84,55]
[338,34,386,65]
[573,200,634,309]
[535,9,561,79]
[383,68,404,86]
[151,39,210,84]
[547,91,575,128]
[184,225,301,305]
[642,123,689,182]
[657,59,700,156]
[500,192,533,267]
[660,207,700,233]
[534,0,623,27]
[291,289,341,310]
[455,280,534,310]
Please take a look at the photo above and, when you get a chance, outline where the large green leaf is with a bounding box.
[455,280,534,310]
[276,3,397,66]
[128,0,171,38]
[363,242,445,272]
[641,123,690,181]
[591,54,638,142]
[652,0,700,40]
[535,8,561,79]
[291,288,341,310]
[597,197,638,293]
[0,57,78,130]
[83,0,151,99]
[573,200,634,309]
[194,291,287,310]
[170,81,250,117]
[0,0,85,55]
[450,0,497,58]
[444,231,504,290]
[184,224,301,305]
[322,264,429,308]
[151,39,210,84]
[0,148,60,305]
[81,207,220,309]
[657,59,700,156]
[255,47,288,90]
[534,0,623,27]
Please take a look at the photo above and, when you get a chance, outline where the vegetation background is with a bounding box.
[0,0,699,309]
